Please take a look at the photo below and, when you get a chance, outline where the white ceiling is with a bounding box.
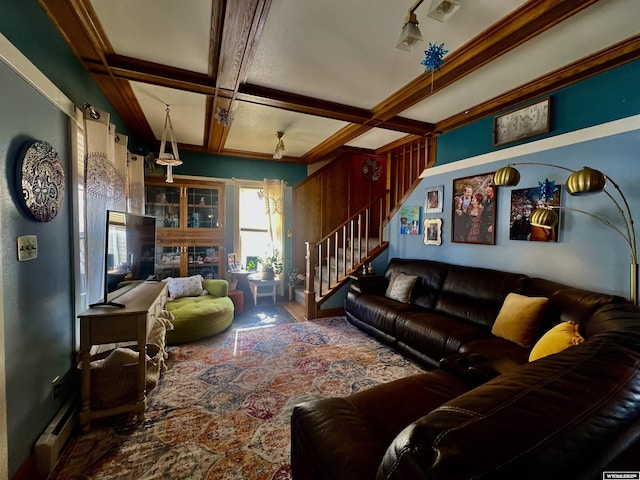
[84,0,639,161]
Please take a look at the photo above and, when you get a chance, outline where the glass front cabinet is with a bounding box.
[145,178,225,279]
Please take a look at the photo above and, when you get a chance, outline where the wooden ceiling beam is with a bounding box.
[370,0,600,122]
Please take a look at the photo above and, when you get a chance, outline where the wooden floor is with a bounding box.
[281,300,306,321]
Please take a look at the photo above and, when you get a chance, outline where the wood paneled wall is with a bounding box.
[292,152,387,273]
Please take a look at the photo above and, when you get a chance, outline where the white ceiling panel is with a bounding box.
[90,0,212,74]
[224,102,349,157]
[131,82,207,147]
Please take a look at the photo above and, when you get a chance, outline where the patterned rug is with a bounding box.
[49,316,425,479]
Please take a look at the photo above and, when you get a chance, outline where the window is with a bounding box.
[238,187,269,268]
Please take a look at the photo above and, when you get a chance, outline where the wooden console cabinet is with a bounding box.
[77,281,168,431]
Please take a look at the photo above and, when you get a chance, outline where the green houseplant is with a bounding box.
[257,250,283,280]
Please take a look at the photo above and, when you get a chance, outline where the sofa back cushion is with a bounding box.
[522,277,627,339]
[385,258,449,310]
[435,264,527,327]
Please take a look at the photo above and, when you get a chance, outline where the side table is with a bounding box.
[249,278,280,305]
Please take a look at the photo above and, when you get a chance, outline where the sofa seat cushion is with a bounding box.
[345,293,424,339]
[395,311,493,364]
[459,337,529,366]
[165,295,234,344]
[291,369,470,480]
[378,338,640,480]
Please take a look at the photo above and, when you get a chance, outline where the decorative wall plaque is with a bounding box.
[361,158,382,182]
[17,140,65,222]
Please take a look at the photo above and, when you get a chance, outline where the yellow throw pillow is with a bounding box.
[492,293,549,348]
[529,321,585,362]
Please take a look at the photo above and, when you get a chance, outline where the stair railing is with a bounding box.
[304,191,388,319]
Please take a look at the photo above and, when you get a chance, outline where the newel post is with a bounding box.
[304,241,317,319]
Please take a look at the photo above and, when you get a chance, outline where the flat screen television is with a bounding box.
[91,210,157,307]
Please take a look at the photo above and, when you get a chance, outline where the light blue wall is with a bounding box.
[388,126,640,299]
[0,61,74,476]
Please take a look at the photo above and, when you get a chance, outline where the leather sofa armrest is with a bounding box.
[291,398,388,480]
[350,274,387,295]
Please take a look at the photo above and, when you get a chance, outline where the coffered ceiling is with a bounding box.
[38,0,640,164]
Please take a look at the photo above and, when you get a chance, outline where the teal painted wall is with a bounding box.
[437,60,640,165]
[386,59,640,300]
[0,61,74,477]
[178,151,307,187]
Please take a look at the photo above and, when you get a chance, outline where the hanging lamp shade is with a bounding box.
[156,105,183,183]
[493,165,521,186]
[273,131,286,159]
[530,208,559,228]
[566,167,607,196]
[396,15,423,52]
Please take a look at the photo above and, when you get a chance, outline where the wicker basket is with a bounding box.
[87,344,162,410]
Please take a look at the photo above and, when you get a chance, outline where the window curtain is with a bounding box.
[83,109,127,305]
[263,179,285,294]
[126,153,145,215]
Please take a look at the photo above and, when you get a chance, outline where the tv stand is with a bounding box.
[78,281,168,431]
[88,300,125,308]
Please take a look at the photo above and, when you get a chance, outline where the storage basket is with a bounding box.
[86,344,162,410]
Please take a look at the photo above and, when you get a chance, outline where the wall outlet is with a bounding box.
[17,235,38,261]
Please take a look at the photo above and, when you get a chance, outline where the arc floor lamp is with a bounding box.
[493,163,638,305]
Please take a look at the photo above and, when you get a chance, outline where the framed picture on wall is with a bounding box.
[399,206,421,235]
[425,185,444,213]
[451,173,497,245]
[493,97,551,146]
[424,218,442,246]
[509,185,562,242]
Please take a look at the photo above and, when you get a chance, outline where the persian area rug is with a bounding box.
[49,316,425,480]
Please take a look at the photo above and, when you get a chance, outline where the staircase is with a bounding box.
[299,136,434,319]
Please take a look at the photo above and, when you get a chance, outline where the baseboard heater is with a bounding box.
[35,398,78,476]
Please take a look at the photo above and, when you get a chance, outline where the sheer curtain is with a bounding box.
[83,109,134,304]
[263,179,285,293]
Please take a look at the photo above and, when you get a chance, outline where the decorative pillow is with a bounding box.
[385,272,418,303]
[529,321,585,362]
[492,292,549,348]
[165,275,205,300]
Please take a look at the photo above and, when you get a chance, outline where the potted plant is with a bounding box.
[257,250,283,280]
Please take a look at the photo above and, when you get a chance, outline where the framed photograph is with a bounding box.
[493,97,551,146]
[425,185,444,213]
[509,185,562,242]
[424,218,442,246]
[451,173,497,245]
[399,206,421,235]
[227,253,237,271]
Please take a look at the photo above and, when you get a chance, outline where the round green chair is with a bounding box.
[165,278,234,344]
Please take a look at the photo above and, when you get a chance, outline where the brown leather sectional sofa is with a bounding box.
[291,258,640,479]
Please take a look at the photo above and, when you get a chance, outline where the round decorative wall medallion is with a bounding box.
[17,140,65,222]
[361,158,382,182]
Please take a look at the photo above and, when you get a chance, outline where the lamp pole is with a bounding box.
[494,163,638,305]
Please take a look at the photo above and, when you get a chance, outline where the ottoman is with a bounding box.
[228,289,244,314]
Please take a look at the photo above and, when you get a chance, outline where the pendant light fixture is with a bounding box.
[396,0,425,52]
[273,131,286,159]
[156,104,182,183]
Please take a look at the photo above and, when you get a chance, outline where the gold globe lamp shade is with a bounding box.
[530,208,559,229]
[566,167,607,196]
[493,165,521,186]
